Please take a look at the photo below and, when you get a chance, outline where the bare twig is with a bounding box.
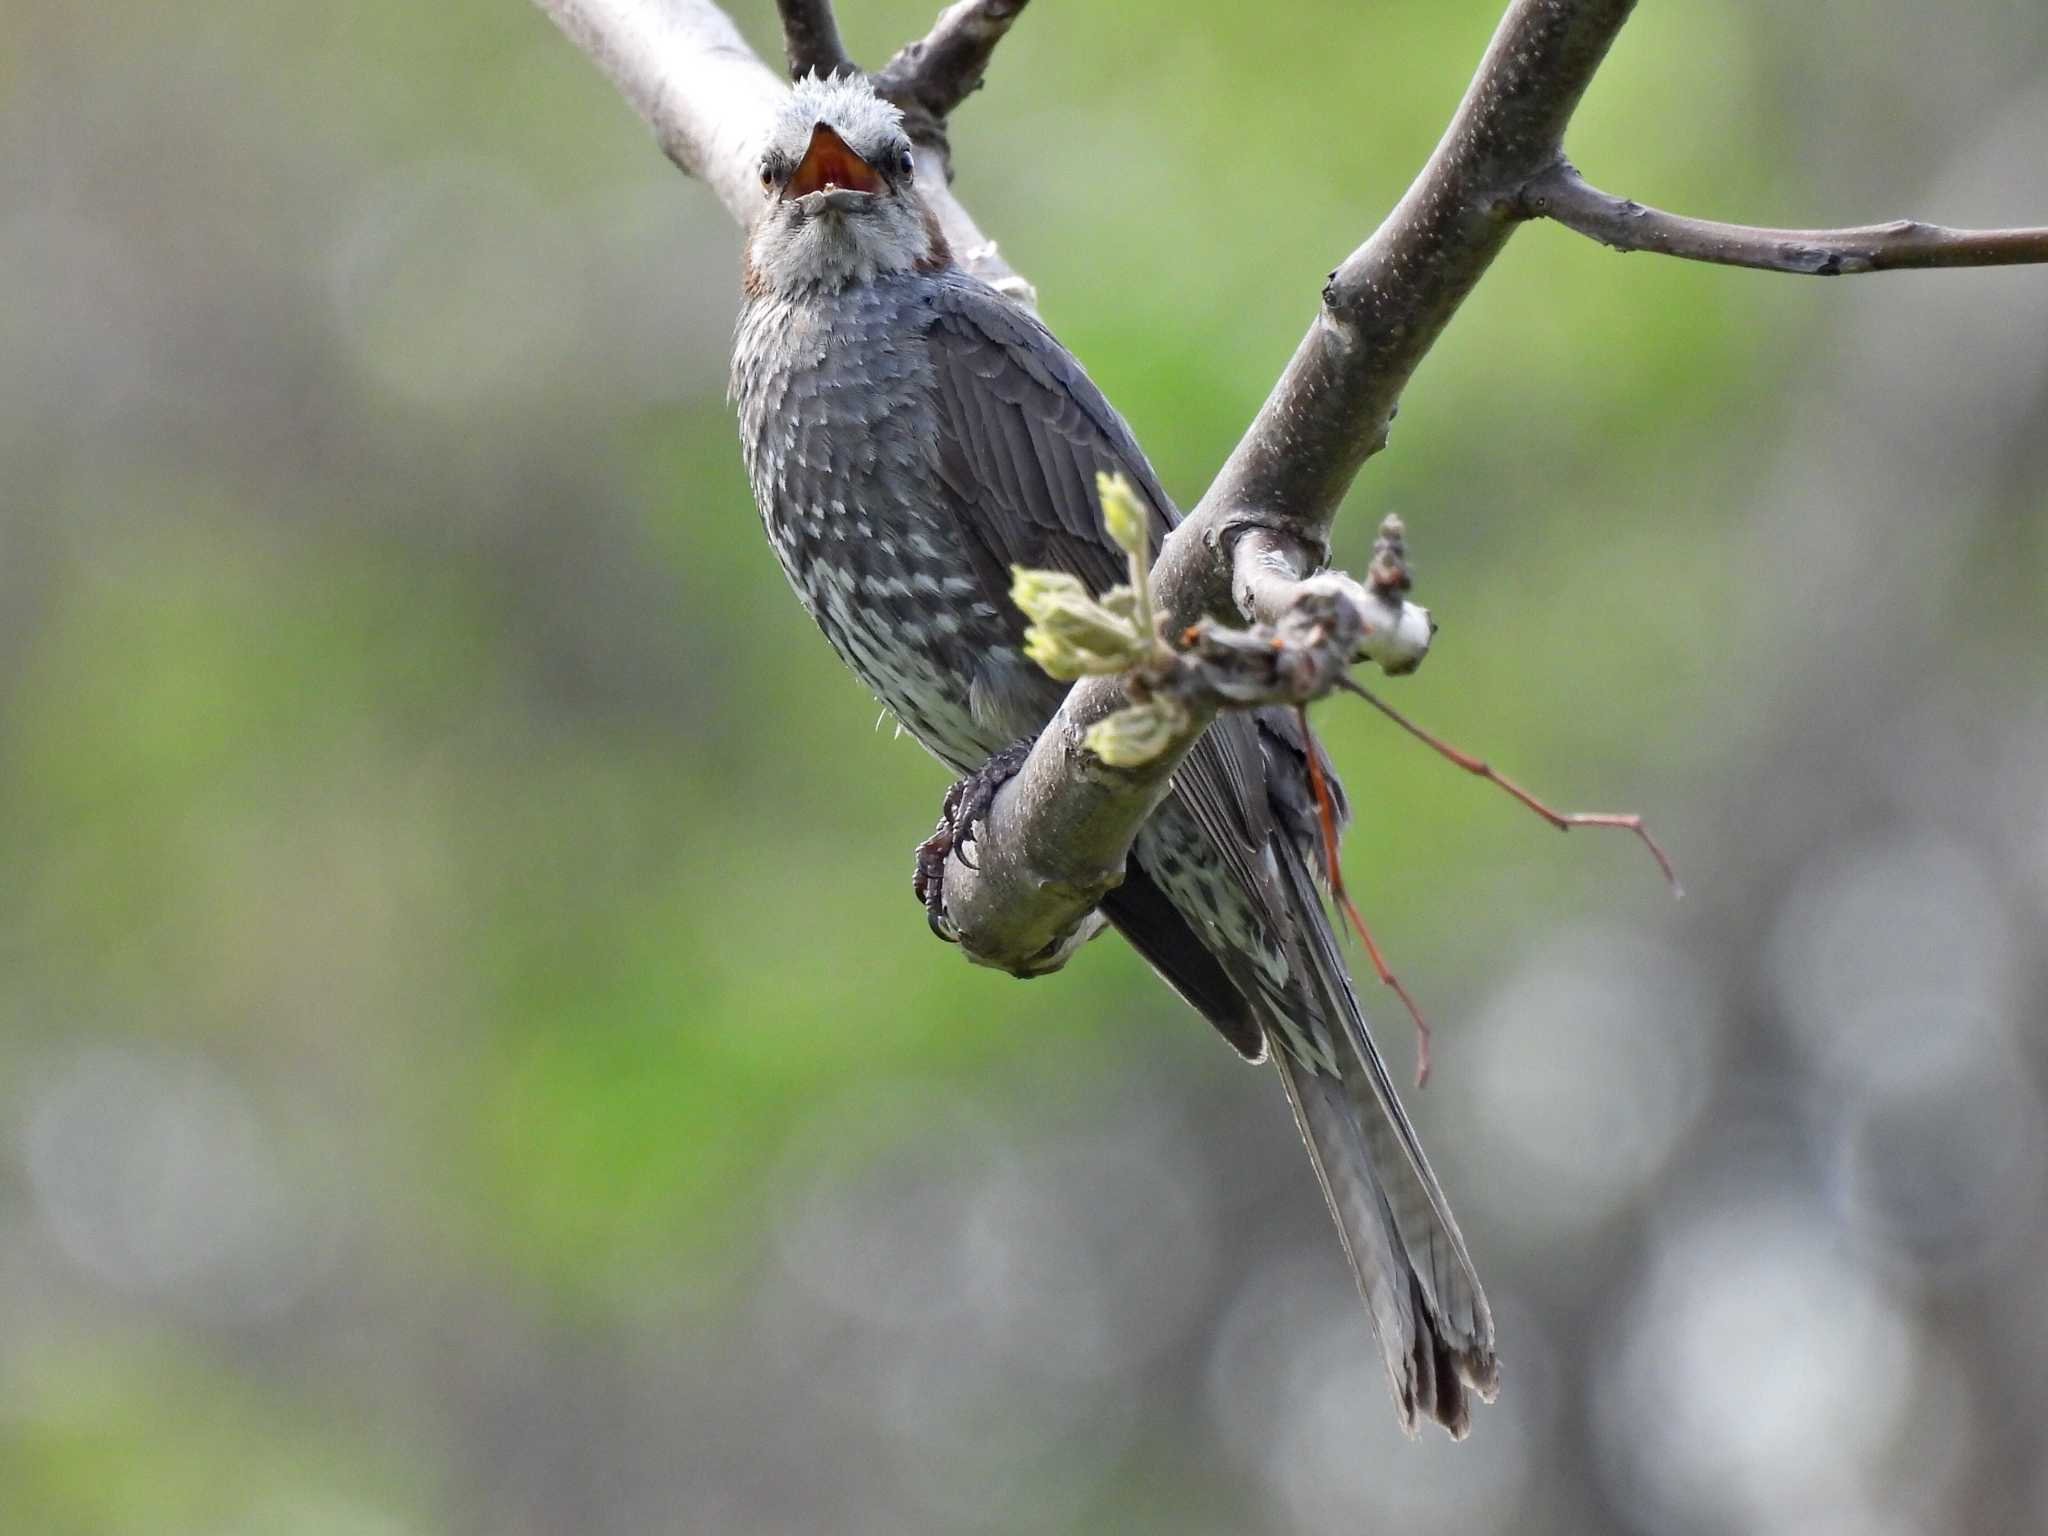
[1299,705,1437,1088]
[874,1,1032,138]
[775,0,854,80]
[1525,161,2048,275]
[1334,677,1682,894]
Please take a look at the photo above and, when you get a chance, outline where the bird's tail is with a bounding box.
[1266,847,1499,1437]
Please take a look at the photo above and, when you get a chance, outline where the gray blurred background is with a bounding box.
[3,1,2045,1532]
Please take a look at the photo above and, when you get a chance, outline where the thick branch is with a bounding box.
[932,694,1206,975]
[530,0,1028,294]
[1195,0,1637,549]
[1526,161,2048,275]
[774,0,853,80]
[921,0,1643,971]
[534,0,789,224]
[937,536,1435,973]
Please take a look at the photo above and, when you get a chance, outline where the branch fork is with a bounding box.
[929,487,1434,975]
[528,0,2048,981]
[1170,523,1432,705]
[1012,479,1434,781]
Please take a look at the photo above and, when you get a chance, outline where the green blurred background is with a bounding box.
[4,2,2046,1531]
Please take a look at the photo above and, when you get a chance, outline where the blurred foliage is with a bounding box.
[3,2,2045,1533]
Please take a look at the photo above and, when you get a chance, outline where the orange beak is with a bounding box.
[784,121,886,199]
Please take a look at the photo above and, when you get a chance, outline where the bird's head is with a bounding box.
[744,73,946,296]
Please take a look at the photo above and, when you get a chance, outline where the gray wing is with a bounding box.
[922,271,1177,597]
[919,273,1280,1032]
[920,271,1279,890]
[919,273,1496,1433]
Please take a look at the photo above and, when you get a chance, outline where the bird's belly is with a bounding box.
[733,289,1046,771]
[762,495,1022,771]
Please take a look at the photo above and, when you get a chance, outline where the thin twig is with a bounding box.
[1336,677,1681,895]
[1299,709,1436,1088]
[1526,161,2048,275]
[774,0,854,80]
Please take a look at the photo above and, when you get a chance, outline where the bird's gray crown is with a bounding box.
[766,72,908,169]
[746,73,935,297]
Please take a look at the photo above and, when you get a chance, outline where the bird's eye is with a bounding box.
[897,146,915,177]
[759,163,775,189]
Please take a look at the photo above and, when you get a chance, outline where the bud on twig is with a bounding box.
[1097,471,1149,559]
[1011,567,1150,679]
[1084,696,1191,766]
[1013,479,1438,768]
[1014,474,1190,766]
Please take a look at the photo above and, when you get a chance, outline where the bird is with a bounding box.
[730,71,1497,1436]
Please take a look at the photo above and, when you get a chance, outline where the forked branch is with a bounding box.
[934,505,1436,974]
[532,0,1029,293]
[770,0,1034,157]
[529,0,2048,976]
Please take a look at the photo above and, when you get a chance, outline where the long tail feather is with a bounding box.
[1266,840,1499,1436]
[1271,1042,1496,1437]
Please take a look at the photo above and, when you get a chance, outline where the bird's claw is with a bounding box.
[913,782,966,942]
[913,824,958,942]
[910,739,1035,943]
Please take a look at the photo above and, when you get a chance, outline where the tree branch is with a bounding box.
[935,0,1643,971]
[531,0,2048,978]
[1192,0,1637,554]
[530,0,1028,295]
[774,0,853,80]
[870,1,1035,300]
[936,526,1435,973]
[534,0,788,225]
[1525,160,2048,275]
[873,1,1032,135]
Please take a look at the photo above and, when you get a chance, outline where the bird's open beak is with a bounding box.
[783,121,886,206]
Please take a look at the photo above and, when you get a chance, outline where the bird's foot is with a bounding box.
[912,790,965,942]
[913,738,1035,942]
